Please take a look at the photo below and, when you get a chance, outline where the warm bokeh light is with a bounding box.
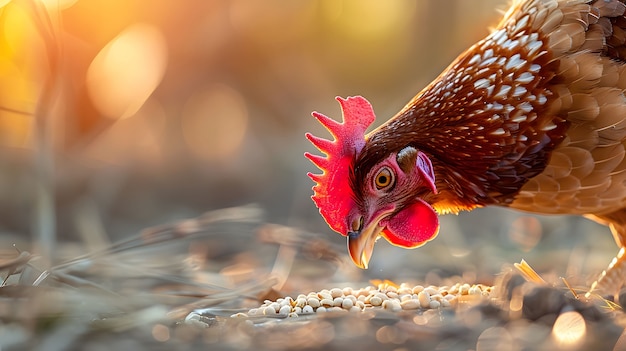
[151,323,170,342]
[476,327,515,351]
[0,2,45,148]
[552,310,586,346]
[86,23,167,120]
[181,84,248,162]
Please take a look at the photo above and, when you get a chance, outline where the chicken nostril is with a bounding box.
[351,216,363,232]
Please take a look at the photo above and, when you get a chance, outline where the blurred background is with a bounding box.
[0,0,616,288]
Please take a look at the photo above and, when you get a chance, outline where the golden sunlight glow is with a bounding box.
[0,0,10,9]
[86,23,167,120]
[321,0,416,39]
[40,0,78,10]
[552,311,586,346]
[181,84,248,161]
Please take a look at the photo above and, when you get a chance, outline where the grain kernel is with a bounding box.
[412,285,424,294]
[429,300,441,309]
[375,292,388,301]
[342,287,353,296]
[382,299,401,312]
[441,299,451,308]
[400,299,420,310]
[370,296,383,306]
[386,291,399,299]
[398,287,412,295]
[341,298,354,309]
[320,298,334,307]
[307,298,321,308]
[294,306,302,314]
[460,284,471,295]
[318,292,333,301]
[330,288,343,298]
[424,287,439,295]
[349,306,361,312]
[431,294,443,302]
[468,286,482,295]
[269,302,281,312]
[263,306,277,315]
[278,305,291,316]
[302,305,314,314]
[316,307,327,313]
[295,297,307,308]
[417,291,431,308]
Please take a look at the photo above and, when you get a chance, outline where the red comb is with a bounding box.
[304,96,376,234]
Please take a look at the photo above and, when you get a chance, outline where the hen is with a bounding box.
[305,0,626,297]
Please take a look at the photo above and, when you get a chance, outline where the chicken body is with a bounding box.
[307,0,626,296]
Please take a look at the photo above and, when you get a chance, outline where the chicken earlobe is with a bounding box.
[381,198,440,249]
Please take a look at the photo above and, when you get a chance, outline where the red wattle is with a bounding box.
[382,199,440,248]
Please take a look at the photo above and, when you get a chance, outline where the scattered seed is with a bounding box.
[401,299,420,310]
[418,291,431,309]
[333,297,344,307]
[307,298,321,308]
[370,296,383,306]
[278,305,291,316]
[382,299,402,312]
[330,288,343,298]
[342,298,354,310]
[320,298,334,307]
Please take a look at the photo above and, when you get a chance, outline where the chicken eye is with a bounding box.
[374,167,394,190]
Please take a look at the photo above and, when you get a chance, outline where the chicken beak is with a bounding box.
[347,222,384,269]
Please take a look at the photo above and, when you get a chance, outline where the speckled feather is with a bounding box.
[357,0,626,220]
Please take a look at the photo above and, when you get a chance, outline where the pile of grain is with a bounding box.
[233,282,494,318]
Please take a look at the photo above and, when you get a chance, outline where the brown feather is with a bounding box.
[347,0,626,295]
